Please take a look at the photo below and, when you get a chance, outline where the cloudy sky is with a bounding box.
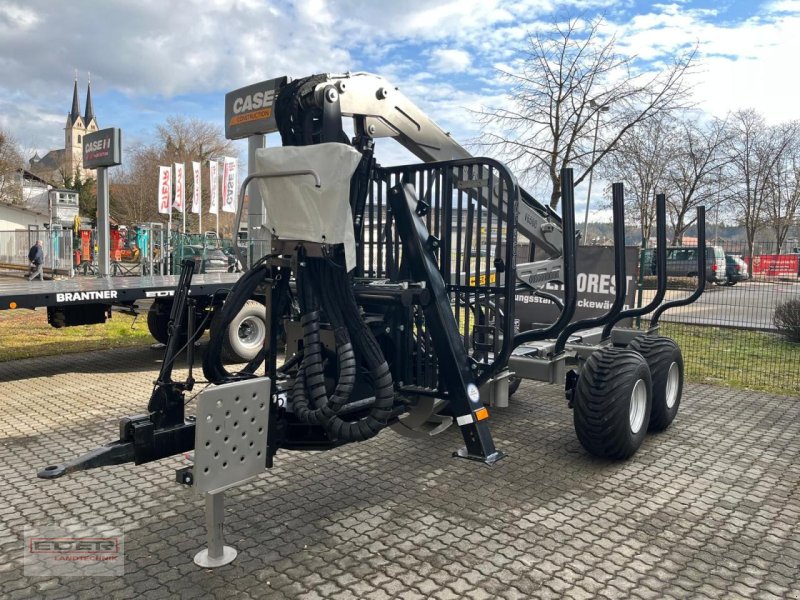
[1,0,798,216]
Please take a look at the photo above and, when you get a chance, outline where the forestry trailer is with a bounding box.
[38,72,704,487]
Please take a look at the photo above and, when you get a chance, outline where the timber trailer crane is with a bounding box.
[38,72,705,481]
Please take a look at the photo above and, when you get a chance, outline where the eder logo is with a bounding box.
[30,538,119,554]
[24,525,124,577]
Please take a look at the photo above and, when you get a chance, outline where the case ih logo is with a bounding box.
[85,138,110,153]
[83,127,122,168]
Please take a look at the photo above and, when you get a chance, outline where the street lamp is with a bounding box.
[582,98,610,244]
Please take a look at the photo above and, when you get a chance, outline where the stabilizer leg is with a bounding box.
[388,182,504,465]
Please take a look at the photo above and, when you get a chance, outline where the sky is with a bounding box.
[1,0,799,220]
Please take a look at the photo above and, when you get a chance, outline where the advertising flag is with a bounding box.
[191,161,202,214]
[173,163,185,211]
[209,161,219,215]
[222,157,238,214]
[158,166,171,215]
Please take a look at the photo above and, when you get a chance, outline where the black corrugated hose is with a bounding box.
[289,259,357,425]
[202,259,287,384]
[290,254,395,442]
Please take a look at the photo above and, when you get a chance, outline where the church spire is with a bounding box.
[84,74,95,123]
[69,73,81,124]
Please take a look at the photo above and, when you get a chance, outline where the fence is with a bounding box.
[635,241,800,396]
[0,229,74,276]
[0,228,236,278]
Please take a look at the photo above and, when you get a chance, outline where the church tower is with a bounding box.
[63,76,98,181]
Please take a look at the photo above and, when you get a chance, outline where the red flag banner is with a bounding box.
[222,157,237,214]
[209,161,219,215]
[173,163,185,211]
[191,161,201,214]
[158,166,171,215]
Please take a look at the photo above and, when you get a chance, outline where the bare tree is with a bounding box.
[111,143,164,224]
[764,128,800,252]
[157,116,233,162]
[666,116,731,244]
[724,110,795,262]
[602,114,674,244]
[111,116,237,232]
[0,128,23,202]
[476,15,697,209]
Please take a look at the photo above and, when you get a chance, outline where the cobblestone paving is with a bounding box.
[0,346,798,599]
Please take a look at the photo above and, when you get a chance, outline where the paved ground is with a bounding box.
[643,280,800,331]
[0,346,799,599]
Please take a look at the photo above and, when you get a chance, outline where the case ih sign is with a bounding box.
[83,128,122,169]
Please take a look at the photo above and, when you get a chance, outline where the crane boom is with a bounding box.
[224,72,566,284]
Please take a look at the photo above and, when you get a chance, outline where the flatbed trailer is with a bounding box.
[0,274,240,311]
[0,273,270,361]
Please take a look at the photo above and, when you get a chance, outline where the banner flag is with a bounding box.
[158,166,171,215]
[191,161,202,214]
[173,163,185,211]
[222,157,238,214]
[209,161,219,215]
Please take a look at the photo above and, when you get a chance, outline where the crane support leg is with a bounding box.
[387,182,503,465]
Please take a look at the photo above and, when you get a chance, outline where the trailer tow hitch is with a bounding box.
[38,261,200,479]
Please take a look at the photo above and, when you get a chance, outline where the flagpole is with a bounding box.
[167,210,172,274]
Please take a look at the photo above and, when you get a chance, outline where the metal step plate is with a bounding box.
[193,377,271,496]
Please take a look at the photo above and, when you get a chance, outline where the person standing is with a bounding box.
[28,240,44,281]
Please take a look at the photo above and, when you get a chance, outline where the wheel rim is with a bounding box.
[665,362,680,409]
[629,379,647,434]
[237,316,266,349]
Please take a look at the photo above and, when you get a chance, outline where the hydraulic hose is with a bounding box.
[202,261,285,384]
[290,315,357,426]
[289,255,395,442]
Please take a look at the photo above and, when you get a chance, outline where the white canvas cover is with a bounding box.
[254,143,362,271]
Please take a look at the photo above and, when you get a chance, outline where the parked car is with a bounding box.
[664,245,727,284]
[724,253,749,285]
[172,245,233,273]
[641,245,727,284]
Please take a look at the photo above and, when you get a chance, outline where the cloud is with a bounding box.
[0,3,39,29]
[0,0,359,153]
[767,0,800,11]
[3,0,799,176]
[429,49,472,72]
[334,0,516,41]
[610,2,800,123]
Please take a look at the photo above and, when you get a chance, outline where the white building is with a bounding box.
[0,170,51,229]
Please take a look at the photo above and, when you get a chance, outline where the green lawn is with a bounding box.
[0,305,796,398]
[654,321,800,397]
[0,308,153,362]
